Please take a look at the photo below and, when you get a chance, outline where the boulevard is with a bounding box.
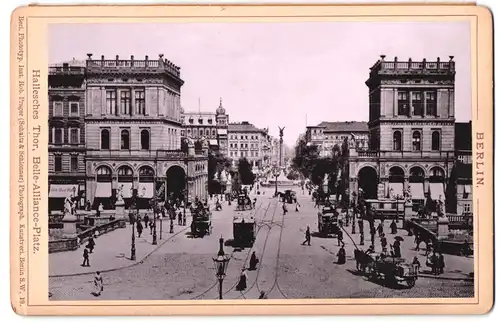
[49,187,473,301]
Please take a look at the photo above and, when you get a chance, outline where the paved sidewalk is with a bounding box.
[49,218,191,277]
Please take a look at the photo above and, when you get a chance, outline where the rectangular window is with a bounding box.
[69,102,79,116]
[54,155,62,172]
[54,128,63,144]
[411,91,423,116]
[464,203,471,213]
[241,143,244,148]
[425,91,437,116]
[70,128,79,144]
[53,101,63,117]
[135,90,146,115]
[397,91,409,116]
[256,151,259,157]
[120,90,131,115]
[70,155,78,172]
[106,90,117,115]
[49,128,53,143]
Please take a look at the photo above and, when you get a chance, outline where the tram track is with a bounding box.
[189,199,271,300]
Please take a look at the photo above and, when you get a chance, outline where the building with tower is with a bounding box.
[84,54,208,211]
[347,55,457,212]
[180,98,229,155]
[48,59,87,211]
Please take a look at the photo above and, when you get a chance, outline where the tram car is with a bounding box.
[236,193,253,211]
[233,215,256,247]
[190,206,212,237]
[317,206,340,236]
[281,190,297,204]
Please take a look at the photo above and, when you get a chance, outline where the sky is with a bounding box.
[49,21,471,146]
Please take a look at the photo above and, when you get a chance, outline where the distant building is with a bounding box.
[227,121,270,169]
[454,121,472,215]
[347,55,458,212]
[306,121,369,157]
[180,98,229,155]
[84,54,207,210]
[48,59,86,211]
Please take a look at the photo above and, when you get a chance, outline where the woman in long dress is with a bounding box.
[92,271,103,297]
[236,268,247,291]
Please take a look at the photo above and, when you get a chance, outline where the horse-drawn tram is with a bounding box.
[317,206,340,236]
[190,206,212,237]
[236,193,253,211]
[233,215,256,247]
[354,250,418,288]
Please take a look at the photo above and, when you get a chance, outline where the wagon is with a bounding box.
[190,207,212,237]
[236,194,253,211]
[354,250,418,288]
[233,215,256,247]
[317,206,340,236]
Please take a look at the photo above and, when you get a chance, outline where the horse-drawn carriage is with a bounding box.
[354,250,418,288]
[190,206,212,237]
[281,190,297,204]
[233,215,256,247]
[317,206,340,236]
[236,193,253,211]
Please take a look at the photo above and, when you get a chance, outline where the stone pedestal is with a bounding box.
[437,215,450,240]
[405,202,415,219]
[115,201,126,219]
[62,213,78,236]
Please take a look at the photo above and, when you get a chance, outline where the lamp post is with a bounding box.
[129,197,137,260]
[212,236,231,300]
[184,157,189,225]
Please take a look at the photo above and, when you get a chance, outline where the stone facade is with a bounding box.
[48,60,87,211]
[180,98,229,155]
[84,54,208,209]
[227,121,272,169]
[306,121,369,157]
[348,56,458,211]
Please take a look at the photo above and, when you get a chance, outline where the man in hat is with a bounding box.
[301,226,311,246]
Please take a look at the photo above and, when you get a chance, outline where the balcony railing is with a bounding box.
[356,150,453,159]
[86,55,181,78]
[86,149,188,159]
[371,58,455,75]
[49,66,86,75]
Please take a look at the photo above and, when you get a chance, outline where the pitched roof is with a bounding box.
[313,121,369,133]
[228,121,265,133]
[455,122,472,150]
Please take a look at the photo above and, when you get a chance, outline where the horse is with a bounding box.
[354,249,374,273]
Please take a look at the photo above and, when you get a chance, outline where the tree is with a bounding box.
[207,150,232,194]
[238,157,255,185]
[292,138,320,179]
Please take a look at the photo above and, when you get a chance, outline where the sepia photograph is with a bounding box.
[45,20,477,302]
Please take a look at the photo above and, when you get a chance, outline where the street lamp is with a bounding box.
[273,167,280,197]
[129,204,137,261]
[212,236,231,300]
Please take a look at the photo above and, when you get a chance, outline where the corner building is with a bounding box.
[84,54,207,210]
[349,56,456,210]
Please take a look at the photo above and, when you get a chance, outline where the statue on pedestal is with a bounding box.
[405,186,412,203]
[116,185,125,205]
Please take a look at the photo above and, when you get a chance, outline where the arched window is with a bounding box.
[431,131,440,151]
[121,129,130,150]
[140,129,150,150]
[100,129,110,150]
[206,129,210,136]
[393,131,402,151]
[412,131,421,151]
[212,129,216,137]
[96,165,112,182]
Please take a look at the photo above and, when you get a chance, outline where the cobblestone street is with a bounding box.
[49,188,474,300]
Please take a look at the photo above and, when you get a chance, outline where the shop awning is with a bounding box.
[95,182,112,198]
[409,182,425,200]
[49,184,78,198]
[388,182,404,199]
[429,183,445,200]
[209,139,218,145]
[117,182,133,198]
[138,182,154,198]
[464,185,472,194]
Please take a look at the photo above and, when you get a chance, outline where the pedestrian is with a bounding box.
[414,233,421,251]
[358,218,364,234]
[183,213,187,226]
[370,226,376,246]
[359,232,365,246]
[86,237,95,254]
[337,229,343,246]
[253,198,257,209]
[236,268,247,291]
[149,221,154,234]
[380,233,387,253]
[438,252,445,274]
[97,202,103,217]
[249,251,259,270]
[336,244,346,264]
[390,219,397,234]
[136,220,143,238]
[178,211,182,225]
[92,271,103,297]
[258,291,268,299]
[82,248,90,267]
[430,251,439,275]
[143,213,149,228]
[425,240,433,256]
[391,239,401,258]
[377,222,383,237]
[301,226,311,246]
[295,201,300,212]
[412,256,421,272]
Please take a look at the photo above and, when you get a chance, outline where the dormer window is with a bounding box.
[198,118,203,124]
[208,119,213,124]
[189,118,194,124]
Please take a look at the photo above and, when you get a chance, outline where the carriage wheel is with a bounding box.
[406,278,416,288]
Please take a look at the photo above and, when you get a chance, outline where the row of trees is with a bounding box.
[207,148,256,194]
[291,137,349,200]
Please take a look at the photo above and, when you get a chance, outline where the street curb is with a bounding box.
[49,224,191,278]
[418,274,473,282]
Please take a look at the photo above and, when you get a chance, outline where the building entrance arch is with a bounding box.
[166,166,186,202]
[358,166,378,200]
